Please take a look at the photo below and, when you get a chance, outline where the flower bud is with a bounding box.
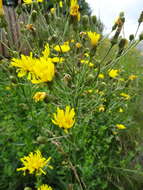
[139,33,143,41]
[129,34,134,41]
[36,136,47,144]
[82,15,89,26]
[138,11,143,24]
[118,38,128,49]
[91,15,97,24]
[31,10,37,22]
[24,187,32,190]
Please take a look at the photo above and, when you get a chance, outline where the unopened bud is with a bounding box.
[129,34,134,41]
[36,136,47,144]
[91,15,97,24]
[139,33,143,41]
[118,38,128,49]
[82,15,89,26]
[24,187,32,190]
[138,11,143,23]
[31,10,37,22]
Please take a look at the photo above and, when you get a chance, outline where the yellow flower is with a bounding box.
[0,0,4,15]
[11,47,56,84]
[50,8,56,14]
[17,150,53,176]
[23,0,33,4]
[38,184,53,190]
[11,53,34,78]
[37,0,43,2]
[76,42,82,48]
[109,69,119,78]
[129,75,137,80]
[87,31,100,46]
[59,1,63,8]
[54,43,70,53]
[88,62,94,67]
[52,106,75,133]
[116,124,126,129]
[85,89,93,94]
[120,93,130,100]
[33,92,46,102]
[98,74,104,79]
[70,0,80,21]
[30,57,55,84]
[99,105,105,112]
[119,108,124,113]
[42,43,50,58]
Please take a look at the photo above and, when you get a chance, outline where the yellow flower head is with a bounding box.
[0,0,4,15]
[87,31,100,46]
[59,1,63,8]
[38,184,53,190]
[50,8,56,14]
[76,42,82,48]
[129,75,137,81]
[17,150,53,176]
[23,0,33,4]
[119,108,124,113]
[54,43,70,53]
[116,124,126,130]
[70,0,80,21]
[11,51,55,84]
[98,73,105,79]
[37,0,44,2]
[52,106,75,133]
[120,93,130,100]
[33,92,46,102]
[98,105,105,112]
[109,69,119,78]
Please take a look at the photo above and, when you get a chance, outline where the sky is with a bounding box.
[85,0,143,38]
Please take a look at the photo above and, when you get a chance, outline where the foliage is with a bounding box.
[0,1,143,190]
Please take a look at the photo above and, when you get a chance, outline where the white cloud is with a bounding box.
[85,0,143,38]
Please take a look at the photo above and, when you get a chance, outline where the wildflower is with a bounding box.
[23,0,33,4]
[0,0,4,15]
[88,62,94,67]
[25,24,36,32]
[120,93,130,100]
[37,0,43,2]
[11,50,55,84]
[84,53,89,57]
[109,69,119,78]
[11,53,34,78]
[17,150,53,176]
[52,106,75,133]
[38,184,53,190]
[70,0,80,21]
[87,31,100,47]
[33,92,46,102]
[116,124,126,129]
[54,42,70,53]
[99,105,105,112]
[85,89,93,94]
[98,74,104,79]
[129,75,137,81]
[76,42,82,48]
[31,57,55,84]
[119,108,124,113]
[50,8,56,14]
[59,1,63,8]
